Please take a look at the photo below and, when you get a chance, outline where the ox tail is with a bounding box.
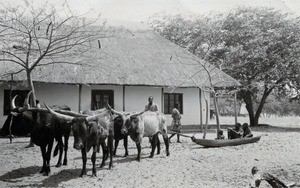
[53,143,59,157]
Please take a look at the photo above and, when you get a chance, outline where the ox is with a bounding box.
[45,106,114,177]
[0,113,32,139]
[9,92,71,175]
[81,110,128,157]
[109,107,170,161]
[113,115,128,157]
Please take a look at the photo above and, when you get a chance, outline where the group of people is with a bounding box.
[216,122,253,140]
[226,122,253,139]
[144,96,182,143]
[146,96,255,142]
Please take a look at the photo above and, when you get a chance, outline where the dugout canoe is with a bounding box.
[191,136,261,147]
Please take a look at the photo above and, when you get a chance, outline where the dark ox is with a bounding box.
[0,113,32,138]
[8,93,71,176]
[109,107,170,161]
[113,115,128,157]
[81,110,128,157]
[46,106,114,177]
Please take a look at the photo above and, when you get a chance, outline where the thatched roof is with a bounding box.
[0,26,240,88]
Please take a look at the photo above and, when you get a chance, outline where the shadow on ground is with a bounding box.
[0,166,40,183]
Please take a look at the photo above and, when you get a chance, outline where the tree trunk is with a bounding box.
[242,86,274,127]
[242,90,257,126]
[26,70,36,107]
[253,86,274,126]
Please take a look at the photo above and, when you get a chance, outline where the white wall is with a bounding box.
[0,86,6,127]
[0,84,206,128]
[124,86,161,112]
[35,83,79,112]
[164,87,203,126]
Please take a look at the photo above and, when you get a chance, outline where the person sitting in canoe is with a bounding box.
[242,123,253,138]
[216,130,225,140]
[227,123,244,139]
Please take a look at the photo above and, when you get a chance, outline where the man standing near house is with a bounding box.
[145,96,158,112]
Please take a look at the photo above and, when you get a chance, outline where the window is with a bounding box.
[3,90,30,115]
[91,90,114,110]
[164,93,183,114]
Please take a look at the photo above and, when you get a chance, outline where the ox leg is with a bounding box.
[40,146,47,174]
[44,141,54,176]
[80,147,87,177]
[91,146,97,177]
[150,134,158,158]
[162,130,170,156]
[114,139,119,156]
[136,142,141,162]
[124,136,128,157]
[63,133,70,166]
[55,138,63,167]
[156,136,160,155]
[108,132,114,169]
[100,141,108,168]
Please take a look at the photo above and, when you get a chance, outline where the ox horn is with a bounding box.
[11,95,17,109]
[86,110,110,122]
[130,110,145,117]
[55,110,88,118]
[106,103,123,116]
[24,91,32,108]
[44,102,74,122]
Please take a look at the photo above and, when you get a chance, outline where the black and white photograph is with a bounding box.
[0,0,299,187]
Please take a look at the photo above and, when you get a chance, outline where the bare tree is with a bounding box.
[174,53,231,138]
[0,1,115,106]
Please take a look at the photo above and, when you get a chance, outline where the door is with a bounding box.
[91,90,114,110]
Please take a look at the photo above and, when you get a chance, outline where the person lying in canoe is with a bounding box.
[242,123,253,138]
[227,123,244,139]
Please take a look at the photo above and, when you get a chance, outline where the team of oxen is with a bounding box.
[0,92,170,177]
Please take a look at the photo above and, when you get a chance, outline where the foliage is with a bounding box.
[150,7,300,126]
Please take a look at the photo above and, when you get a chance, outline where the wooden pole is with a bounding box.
[78,84,82,112]
[199,88,203,132]
[234,91,238,125]
[161,87,164,113]
[203,91,209,139]
[9,73,14,144]
[123,85,125,111]
[212,91,220,137]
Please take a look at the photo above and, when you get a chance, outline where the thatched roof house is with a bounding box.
[0,26,240,127]
[0,27,239,88]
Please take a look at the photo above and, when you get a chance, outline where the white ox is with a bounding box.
[109,106,170,161]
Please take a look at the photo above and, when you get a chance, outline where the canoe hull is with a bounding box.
[192,136,261,147]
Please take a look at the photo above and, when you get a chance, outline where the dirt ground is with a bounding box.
[0,128,299,188]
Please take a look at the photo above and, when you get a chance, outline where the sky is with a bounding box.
[2,0,300,24]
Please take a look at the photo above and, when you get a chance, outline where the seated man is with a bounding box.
[227,123,243,139]
[242,123,253,138]
[216,130,225,140]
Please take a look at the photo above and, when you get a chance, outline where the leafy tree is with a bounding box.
[150,8,300,126]
[0,1,114,106]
